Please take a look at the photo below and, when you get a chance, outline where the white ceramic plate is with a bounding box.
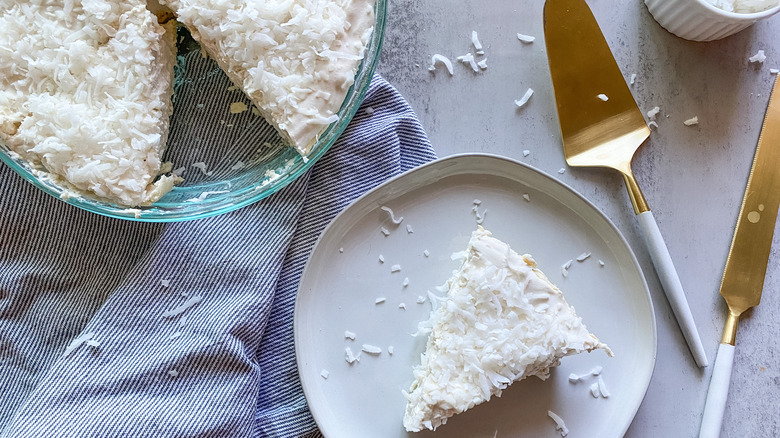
[294,154,656,438]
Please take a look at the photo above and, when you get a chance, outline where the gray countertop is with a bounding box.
[376,1,780,436]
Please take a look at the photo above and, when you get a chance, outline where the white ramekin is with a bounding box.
[644,0,780,41]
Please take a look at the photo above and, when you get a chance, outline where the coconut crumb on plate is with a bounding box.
[547,410,569,437]
[380,205,404,224]
[362,344,382,355]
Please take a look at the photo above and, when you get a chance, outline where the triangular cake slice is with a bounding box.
[403,226,612,432]
[0,1,178,207]
[156,0,375,156]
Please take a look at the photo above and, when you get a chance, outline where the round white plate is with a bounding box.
[294,153,656,438]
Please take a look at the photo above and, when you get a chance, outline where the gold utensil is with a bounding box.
[699,75,780,438]
[543,0,708,367]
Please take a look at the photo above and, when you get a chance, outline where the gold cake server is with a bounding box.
[699,75,780,438]
[543,0,707,366]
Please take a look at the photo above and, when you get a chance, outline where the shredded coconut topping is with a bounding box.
[0,2,178,206]
[403,227,611,432]
[158,0,375,155]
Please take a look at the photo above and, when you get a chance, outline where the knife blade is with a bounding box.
[699,75,780,438]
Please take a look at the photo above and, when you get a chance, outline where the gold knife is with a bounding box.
[543,0,708,367]
[699,75,780,438]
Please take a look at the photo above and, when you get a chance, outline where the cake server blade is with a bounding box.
[543,0,707,367]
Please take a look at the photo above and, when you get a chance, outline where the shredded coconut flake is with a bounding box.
[630,73,637,85]
[381,227,391,236]
[162,295,202,319]
[399,302,407,309]
[516,33,535,43]
[514,88,534,108]
[85,340,100,348]
[684,116,699,126]
[647,106,661,120]
[457,53,480,72]
[423,249,430,257]
[471,31,483,50]
[63,332,96,358]
[548,411,569,437]
[191,162,213,176]
[522,150,531,157]
[597,93,609,101]
[403,277,410,287]
[598,375,610,397]
[770,68,779,74]
[590,382,601,397]
[345,347,358,364]
[522,193,531,202]
[598,259,605,267]
[391,264,402,273]
[749,49,767,64]
[344,330,356,340]
[477,59,488,70]
[388,346,394,355]
[161,279,171,288]
[375,297,386,304]
[430,54,455,75]
[381,205,404,224]
[320,369,330,379]
[168,369,179,377]
[407,224,414,234]
[362,344,382,355]
[558,168,566,175]
[576,252,591,262]
[379,254,385,263]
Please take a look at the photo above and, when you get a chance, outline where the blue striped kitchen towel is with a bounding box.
[0,74,437,438]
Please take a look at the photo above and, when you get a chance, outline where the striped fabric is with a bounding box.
[0,74,436,438]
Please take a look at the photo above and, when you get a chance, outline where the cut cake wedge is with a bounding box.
[157,0,375,156]
[403,226,613,432]
[0,0,178,207]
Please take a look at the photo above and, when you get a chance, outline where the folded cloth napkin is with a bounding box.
[0,74,436,438]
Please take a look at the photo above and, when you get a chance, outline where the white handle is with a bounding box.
[637,211,708,367]
[699,343,736,438]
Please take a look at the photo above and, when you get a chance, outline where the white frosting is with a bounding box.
[403,226,612,432]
